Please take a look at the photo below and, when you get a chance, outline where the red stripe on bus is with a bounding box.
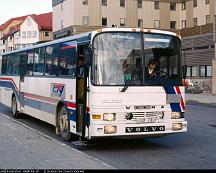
[66,102,90,112]
[0,77,19,91]
[24,93,58,104]
[175,86,185,111]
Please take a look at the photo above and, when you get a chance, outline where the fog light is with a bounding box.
[172,123,183,131]
[171,112,181,119]
[103,113,116,121]
[104,126,117,134]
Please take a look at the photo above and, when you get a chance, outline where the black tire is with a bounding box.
[58,106,73,142]
[11,96,20,118]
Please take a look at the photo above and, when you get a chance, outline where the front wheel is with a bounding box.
[11,96,21,118]
[58,106,72,142]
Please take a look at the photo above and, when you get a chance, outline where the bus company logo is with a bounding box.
[51,83,65,98]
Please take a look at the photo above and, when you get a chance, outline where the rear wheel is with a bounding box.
[11,96,20,118]
[58,106,73,142]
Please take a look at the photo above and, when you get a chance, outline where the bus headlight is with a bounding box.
[171,112,181,119]
[103,113,116,121]
[104,126,117,134]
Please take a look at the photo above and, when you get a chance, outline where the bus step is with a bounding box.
[71,140,88,146]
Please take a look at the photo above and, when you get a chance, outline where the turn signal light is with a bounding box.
[92,114,101,120]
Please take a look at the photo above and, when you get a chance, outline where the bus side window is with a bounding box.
[59,41,77,77]
[1,56,7,74]
[33,47,45,76]
[6,55,13,75]
[20,51,27,77]
[12,54,20,75]
[27,50,34,75]
[45,44,59,76]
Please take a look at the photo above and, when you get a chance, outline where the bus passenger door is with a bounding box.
[76,45,89,138]
[19,53,26,112]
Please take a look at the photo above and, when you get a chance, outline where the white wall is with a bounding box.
[20,16,39,45]
[53,0,75,32]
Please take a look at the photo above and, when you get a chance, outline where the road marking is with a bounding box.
[0,112,115,169]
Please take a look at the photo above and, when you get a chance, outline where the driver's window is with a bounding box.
[159,56,167,73]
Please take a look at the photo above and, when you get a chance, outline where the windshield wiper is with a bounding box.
[120,85,129,92]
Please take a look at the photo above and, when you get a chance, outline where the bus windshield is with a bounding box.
[92,32,181,86]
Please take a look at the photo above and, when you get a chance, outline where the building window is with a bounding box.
[170,21,176,29]
[83,0,88,5]
[22,31,26,38]
[206,0,209,4]
[102,17,107,26]
[182,20,186,29]
[138,0,142,8]
[154,20,160,28]
[187,66,197,77]
[27,31,31,38]
[83,16,89,25]
[33,31,37,38]
[193,18,198,27]
[182,1,186,10]
[170,2,176,11]
[200,65,212,77]
[120,0,125,7]
[45,31,50,38]
[102,0,107,6]
[138,19,143,28]
[193,0,197,7]
[206,15,210,24]
[120,18,125,27]
[154,1,159,9]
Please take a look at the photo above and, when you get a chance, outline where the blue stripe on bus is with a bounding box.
[25,97,77,123]
[163,85,181,112]
[0,80,89,124]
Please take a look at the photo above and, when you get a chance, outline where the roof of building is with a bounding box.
[0,12,52,39]
[32,12,52,30]
[0,15,29,31]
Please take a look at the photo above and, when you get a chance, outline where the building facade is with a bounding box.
[0,12,53,53]
[52,0,215,38]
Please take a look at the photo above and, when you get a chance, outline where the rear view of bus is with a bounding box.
[88,28,187,138]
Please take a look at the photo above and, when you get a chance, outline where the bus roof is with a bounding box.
[91,27,179,38]
[1,28,179,56]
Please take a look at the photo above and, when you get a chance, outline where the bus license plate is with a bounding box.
[136,117,157,123]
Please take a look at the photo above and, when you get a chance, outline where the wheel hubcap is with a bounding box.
[60,113,68,133]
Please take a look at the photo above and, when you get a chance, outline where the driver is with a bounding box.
[146,59,158,79]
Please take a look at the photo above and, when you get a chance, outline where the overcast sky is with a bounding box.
[0,0,52,24]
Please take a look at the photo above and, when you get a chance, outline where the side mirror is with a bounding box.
[182,65,187,79]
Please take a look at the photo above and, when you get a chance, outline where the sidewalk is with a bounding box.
[0,113,115,169]
[186,93,216,107]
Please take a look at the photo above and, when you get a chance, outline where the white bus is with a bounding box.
[0,28,187,141]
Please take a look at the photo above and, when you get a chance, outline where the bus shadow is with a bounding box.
[74,136,174,151]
